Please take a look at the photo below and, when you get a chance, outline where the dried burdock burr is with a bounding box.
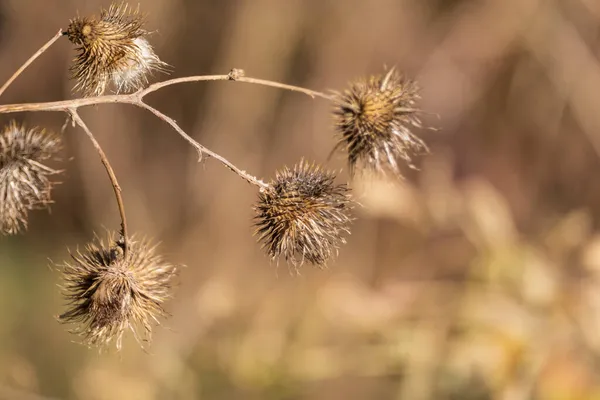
[254,160,353,268]
[58,233,178,351]
[332,67,429,176]
[65,2,167,96]
[0,121,61,235]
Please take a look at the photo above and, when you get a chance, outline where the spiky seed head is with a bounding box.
[0,121,62,235]
[58,233,178,351]
[332,67,429,176]
[65,2,168,97]
[254,160,353,269]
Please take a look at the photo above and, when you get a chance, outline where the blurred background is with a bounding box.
[1,0,600,399]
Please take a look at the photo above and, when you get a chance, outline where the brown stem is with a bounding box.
[68,109,130,258]
[0,29,63,98]
[138,69,334,100]
[0,95,130,113]
[135,101,269,189]
[0,67,332,187]
[0,71,333,114]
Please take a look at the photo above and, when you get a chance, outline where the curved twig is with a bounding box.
[68,109,130,258]
[135,101,269,189]
[138,69,333,100]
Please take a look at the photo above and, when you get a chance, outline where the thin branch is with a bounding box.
[234,76,333,100]
[138,69,334,100]
[135,101,269,189]
[0,92,268,188]
[0,95,129,113]
[0,65,333,187]
[0,71,333,114]
[0,29,63,98]
[68,109,130,258]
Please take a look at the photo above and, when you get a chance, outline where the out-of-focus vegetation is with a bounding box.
[2,0,600,398]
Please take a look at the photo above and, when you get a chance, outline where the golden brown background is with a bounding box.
[2,0,600,399]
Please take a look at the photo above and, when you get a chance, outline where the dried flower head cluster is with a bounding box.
[65,2,167,96]
[0,121,61,235]
[0,0,440,353]
[332,67,429,176]
[254,161,353,268]
[59,233,178,350]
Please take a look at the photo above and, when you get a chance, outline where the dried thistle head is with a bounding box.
[332,67,429,176]
[0,121,62,235]
[58,233,178,350]
[254,160,353,269]
[65,2,168,96]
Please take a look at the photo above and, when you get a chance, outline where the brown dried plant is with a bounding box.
[332,67,429,176]
[0,121,62,235]
[254,160,353,269]
[58,233,178,350]
[0,2,433,350]
[65,2,167,96]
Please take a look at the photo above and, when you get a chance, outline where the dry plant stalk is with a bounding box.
[0,2,432,350]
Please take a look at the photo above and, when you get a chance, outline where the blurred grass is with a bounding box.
[2,0,600,399]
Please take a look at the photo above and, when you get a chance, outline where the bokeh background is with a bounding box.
[2,0,600,399]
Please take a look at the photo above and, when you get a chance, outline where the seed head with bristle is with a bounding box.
[58,233,178,351]
[0,121,62,235]
[332,67,429,176]
[254,160,353,269]
[65,2,168,96]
